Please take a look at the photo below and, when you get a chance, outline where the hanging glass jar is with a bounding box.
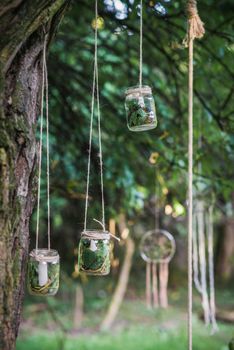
[78,230,111,276]
[28,249,60,296]
[125,85,157,132]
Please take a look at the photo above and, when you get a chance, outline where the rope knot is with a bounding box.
[187,0,198,19]
[183,0,205,47]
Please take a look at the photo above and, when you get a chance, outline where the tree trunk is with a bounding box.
[0,2,70,349]
[73,285,84,331]
[216,217,234,283]
[100,215,135,331]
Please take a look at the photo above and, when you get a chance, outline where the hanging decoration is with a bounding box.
[78,230,111,276]
[193,196,218,333]
[140,163,175,308]
[140,229,175,308]
[78,0,119,276]
[183,0,205,349]
[28,32,60,296]
[125,0,157,132]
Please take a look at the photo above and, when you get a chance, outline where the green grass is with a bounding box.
[16,295,233,350]
[16,322,233,350]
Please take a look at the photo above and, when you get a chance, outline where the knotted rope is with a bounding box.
[184,1,205,349]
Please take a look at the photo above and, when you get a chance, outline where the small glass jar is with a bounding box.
[28,249,60,296]
[125,85,157,131]
[78,230,110,276]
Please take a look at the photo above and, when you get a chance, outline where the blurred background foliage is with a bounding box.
[19,0,234,349]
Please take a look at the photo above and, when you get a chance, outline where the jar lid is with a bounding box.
[81,230,110,240]
[29,249,60,262]
[125,85,152,96]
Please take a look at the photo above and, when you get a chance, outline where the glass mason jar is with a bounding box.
[28,249,60,296]
[125,85,157,131]
[78,230,111,276]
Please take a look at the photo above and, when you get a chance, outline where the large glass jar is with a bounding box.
[125,85,157,131]
[28,249,60,296]
[78,230,110,276]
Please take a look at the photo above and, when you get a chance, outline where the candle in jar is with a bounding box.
[38,261,48,286]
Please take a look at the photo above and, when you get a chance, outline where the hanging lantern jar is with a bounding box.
[28,249,60,296]
[125,85,157,131]
[125,0,158,132]
[78,230,111,276]
[27,33,60,297]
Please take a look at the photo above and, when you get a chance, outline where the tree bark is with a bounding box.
[0,1,70,349]
[216,217,234,283]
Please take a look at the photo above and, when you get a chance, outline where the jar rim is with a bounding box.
[81,230,110,240]
[125,85,152,95]
[29,248,60,262]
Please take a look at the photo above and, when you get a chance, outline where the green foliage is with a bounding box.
[126,99,149,127]
[31,1,234,256]
[28,261,60,296]
[229,339,234,350]
[78,238,110,275]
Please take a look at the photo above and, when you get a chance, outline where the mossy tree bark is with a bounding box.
[0,1,70,349]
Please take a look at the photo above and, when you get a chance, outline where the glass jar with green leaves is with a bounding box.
[78,230,111,276]
[125,85,157,131]
[28,249,60,296]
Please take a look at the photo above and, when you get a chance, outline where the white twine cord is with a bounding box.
[197,201,210,326]
[84,0,106,232]
[139,0,143,88]
[193,213,203,293]
[207,205,218,334]
[36,35,50,252]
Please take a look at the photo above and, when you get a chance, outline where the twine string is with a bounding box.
[44,42,51,251]
[84,0,106,232]
[139,0,143,88]
[35,34,51,252]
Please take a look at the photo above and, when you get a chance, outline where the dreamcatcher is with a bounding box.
[140,229,176,308]
[140,163,176,308]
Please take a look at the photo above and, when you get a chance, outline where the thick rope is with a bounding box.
[35,36,46,252]
[84,0,106,232]
[139,0,143,88]
[184,1,205,349]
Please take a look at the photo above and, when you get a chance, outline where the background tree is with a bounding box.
[1,0,234,349]
[0,1,70,349]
